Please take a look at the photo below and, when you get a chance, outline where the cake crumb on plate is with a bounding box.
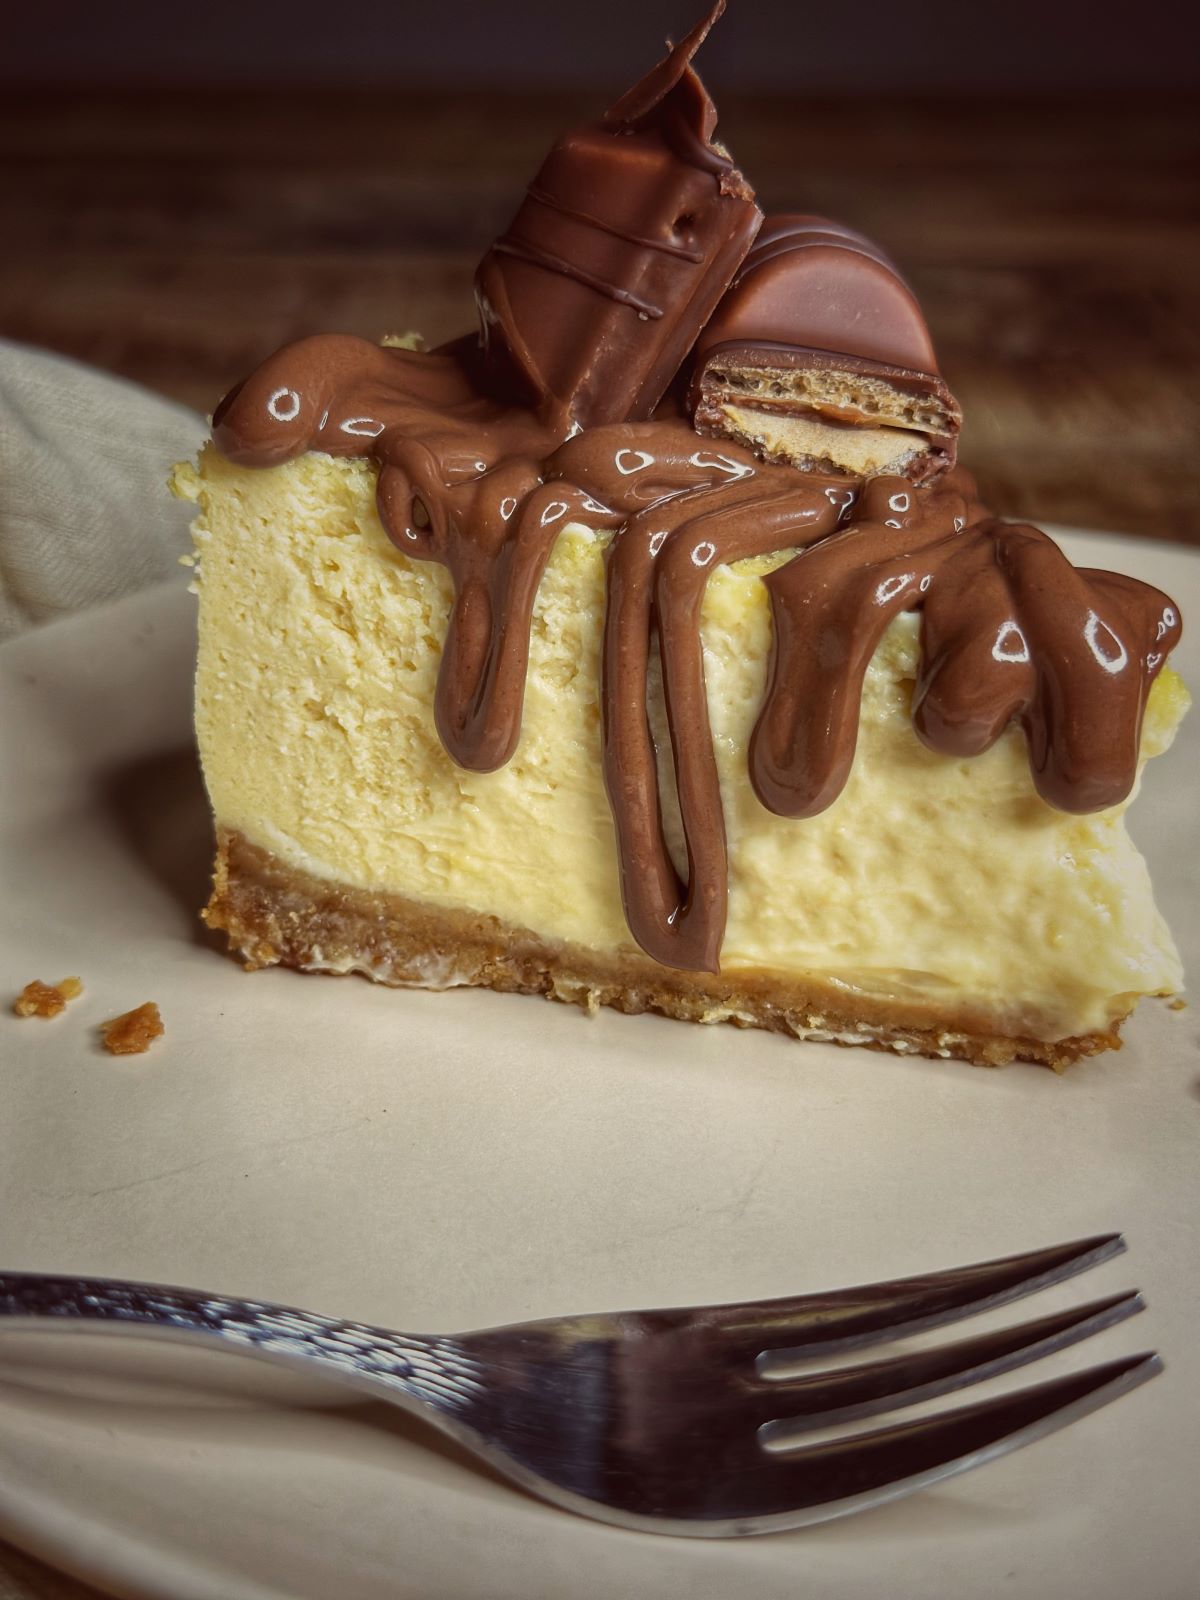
[101,1002,164,1055]
[13,977,83,1018]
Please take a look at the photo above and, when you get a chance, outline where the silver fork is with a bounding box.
[0,1235,1158,1537]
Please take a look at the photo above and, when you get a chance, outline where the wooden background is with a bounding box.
[2,89,1198,541]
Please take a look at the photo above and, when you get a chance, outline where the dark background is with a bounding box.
[3,0,1199,537]
[4,0,1198,91]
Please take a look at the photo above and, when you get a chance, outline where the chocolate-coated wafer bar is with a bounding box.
[474,1,762,431]
[691,215,961,483]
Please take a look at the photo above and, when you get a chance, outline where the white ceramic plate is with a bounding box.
[1,530,1197,1600]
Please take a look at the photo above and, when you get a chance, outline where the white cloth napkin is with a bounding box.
[0,340,206,640]
[0,342,207,1595]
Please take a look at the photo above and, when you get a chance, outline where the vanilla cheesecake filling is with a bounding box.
[176,448,1186,1041]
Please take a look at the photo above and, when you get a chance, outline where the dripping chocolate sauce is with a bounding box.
[211,333,1181,976]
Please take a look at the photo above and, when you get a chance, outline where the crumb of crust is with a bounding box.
[101,1002,164,1056]
[13,977,83,1019]
[1167,997,1188,1012]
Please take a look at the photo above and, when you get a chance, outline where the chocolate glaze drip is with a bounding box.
[212,334,1182,974]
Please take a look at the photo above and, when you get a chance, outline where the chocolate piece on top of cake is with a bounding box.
[474,0,762,430]
[691,215,962,482]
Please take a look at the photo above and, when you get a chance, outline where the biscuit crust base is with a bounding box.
[204,829,1126,1070]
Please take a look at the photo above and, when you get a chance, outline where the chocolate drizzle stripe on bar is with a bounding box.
[489,238,667,319]
[525,186,707,264]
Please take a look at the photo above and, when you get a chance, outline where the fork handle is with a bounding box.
[0,1270,478,1416]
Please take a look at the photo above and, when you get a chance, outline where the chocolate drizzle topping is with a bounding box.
[209,8,1183,976]
[212,334,1181,975]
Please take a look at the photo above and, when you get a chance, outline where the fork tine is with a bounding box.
[700,1233,1126,1360]
[711,1352,1161,1531]
[753,1290,1143,1437]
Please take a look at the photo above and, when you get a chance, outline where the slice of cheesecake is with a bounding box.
[173,442,1186,1068]
[173,7,1187,1069]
